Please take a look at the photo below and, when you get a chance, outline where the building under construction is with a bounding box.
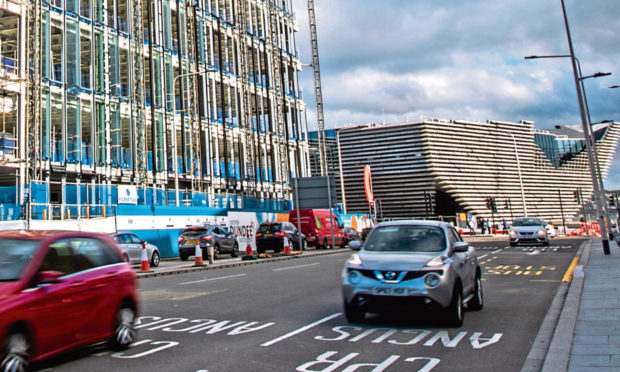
[0,0,311,220]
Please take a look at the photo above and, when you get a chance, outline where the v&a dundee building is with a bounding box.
[334,119,620,226]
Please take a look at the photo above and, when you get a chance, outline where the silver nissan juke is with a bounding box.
[342,220,483,327]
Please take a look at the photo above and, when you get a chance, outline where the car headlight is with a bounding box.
[347,253,363,266]
[509,230,517,237]
[348,270,362,284]
[424,273,441,288]
[425,255,447,267]
[536,229,546,236]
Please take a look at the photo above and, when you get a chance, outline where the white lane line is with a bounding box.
[261,313,341,347]
[272,262,320,272]
[492,248,503,254]
[478,254,489,259]
[180,273,246,285]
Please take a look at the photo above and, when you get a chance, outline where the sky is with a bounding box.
[290,0,620,189]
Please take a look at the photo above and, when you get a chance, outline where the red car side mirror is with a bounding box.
[37,270,64,284]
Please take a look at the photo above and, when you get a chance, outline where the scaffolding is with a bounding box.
[0,0,311,213]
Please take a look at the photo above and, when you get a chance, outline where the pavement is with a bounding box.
[521,237,620,371]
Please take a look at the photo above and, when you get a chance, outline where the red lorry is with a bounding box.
[289,209,346,249]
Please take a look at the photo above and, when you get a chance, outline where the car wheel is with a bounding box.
[301,239,307,251]
[468,273,484,311]
[1,330,30,372]
[180,252,189,261]
[257,246,265,254]
[543,240,550,246]
[445,285,464,327]
[150,251,160,267]
[121,253,130,263]
[231,243,239,258]
[509,242,517,247]
[213,245,221,260]
[111,304,137,350]
[343,300,365,323]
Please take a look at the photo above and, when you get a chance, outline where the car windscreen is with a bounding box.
[182,228,209,237]
[364,225,446,253]
[512,218,541,227]
[258,224,281,233]
[0,239,40,281]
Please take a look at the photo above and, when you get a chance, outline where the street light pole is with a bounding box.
[170,69,208,206]
[525,55,614,241]
[560,0,610,254]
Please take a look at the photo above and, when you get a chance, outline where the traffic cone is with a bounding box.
[139,241,152,272]
[193,242,205,267]
[283,236,291,255]
[242,244,257,261]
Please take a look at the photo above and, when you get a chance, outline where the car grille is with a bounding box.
[352,269,443,281]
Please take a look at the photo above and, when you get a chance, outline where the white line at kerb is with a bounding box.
[261,313,342,347]
[272,262,320,272]
[180,273,246,285]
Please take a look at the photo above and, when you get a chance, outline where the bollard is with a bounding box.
[42,209,47,220]
[67,208,71,219]
[86,206,90,219]
[102,207,106,217]
[209,246,215,264]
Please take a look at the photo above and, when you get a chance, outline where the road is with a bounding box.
[37,238,586,372]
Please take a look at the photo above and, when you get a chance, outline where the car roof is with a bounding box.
[0,230,108,240]
[375,220,449,229]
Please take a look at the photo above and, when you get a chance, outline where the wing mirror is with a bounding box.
[349,240,362,251]
[37,270,64,284]
[453,241,470,253]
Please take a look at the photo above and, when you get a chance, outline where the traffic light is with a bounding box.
[485,197,491,209]
[489,197,497,212]
[609,195,615,207]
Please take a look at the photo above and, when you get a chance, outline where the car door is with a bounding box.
[25,241,82,356]
[213,226,229,251]
[69,236,124,340]
[113,234,130,262]
[449,227,475,293]
[126,233,143,263]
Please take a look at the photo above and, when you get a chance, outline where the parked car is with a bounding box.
[255,222,306,254]
[0,230,138,371]
[509,217,550,246]
[178,225,239,261]
[111,232,160,267]
[343,227,361,245]
[289,209,346,249]
[343,221,483,327]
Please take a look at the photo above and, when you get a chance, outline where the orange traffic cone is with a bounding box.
[242,244,257,261]
[139,241,152,272]
[193,242,205,267]
[283,236,291,255]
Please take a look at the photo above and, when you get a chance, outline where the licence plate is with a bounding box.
[373,287,408,296]
[187,239,197,244]
[265,233,274,237]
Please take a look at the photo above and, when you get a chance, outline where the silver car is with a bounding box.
[111,232,161,267]
[343,221,482,327]
[509,217,550,246]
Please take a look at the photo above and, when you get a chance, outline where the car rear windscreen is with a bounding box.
[182,228,209,237]
[258,224,281,233]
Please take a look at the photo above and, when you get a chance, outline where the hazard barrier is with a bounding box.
[193,241,206,267]
[242,244,257,261]
[139,241,152,273]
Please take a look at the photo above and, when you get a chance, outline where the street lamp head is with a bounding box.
[579,72,612,81]
[524,54,572,60]
[609,85,620,89]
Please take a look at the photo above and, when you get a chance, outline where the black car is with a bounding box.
[361,227,373,241]
[255,222,306,254]
[343,227,361,245]
[178,225,239,260]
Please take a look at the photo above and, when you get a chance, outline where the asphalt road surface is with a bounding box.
[36,238,586,372]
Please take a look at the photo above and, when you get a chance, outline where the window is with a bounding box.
[40,241,78,275]
[365,225,446,253]
[0,239,39,281]
[127,234,142,244]
[70,237,121,270]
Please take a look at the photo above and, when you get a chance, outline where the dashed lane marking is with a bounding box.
[261,313,342,347]
[272,262,321,272]
[179,274,247,285]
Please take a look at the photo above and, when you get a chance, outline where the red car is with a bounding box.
[0,230,139,371]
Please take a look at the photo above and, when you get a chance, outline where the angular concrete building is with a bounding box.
[335,119,620,225]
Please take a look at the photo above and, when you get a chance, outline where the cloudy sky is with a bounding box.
[290,0,620,189]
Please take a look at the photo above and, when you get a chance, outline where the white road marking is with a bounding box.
[478,254,489,259]
[527,251,540,256]
[272,262,320,271]
[261,313,342,347]
[492,249,503,254]
[180,274,246,285]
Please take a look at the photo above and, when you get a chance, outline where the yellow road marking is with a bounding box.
[562,257,580,283]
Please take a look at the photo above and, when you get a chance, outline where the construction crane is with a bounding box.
[306,0,328,176]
